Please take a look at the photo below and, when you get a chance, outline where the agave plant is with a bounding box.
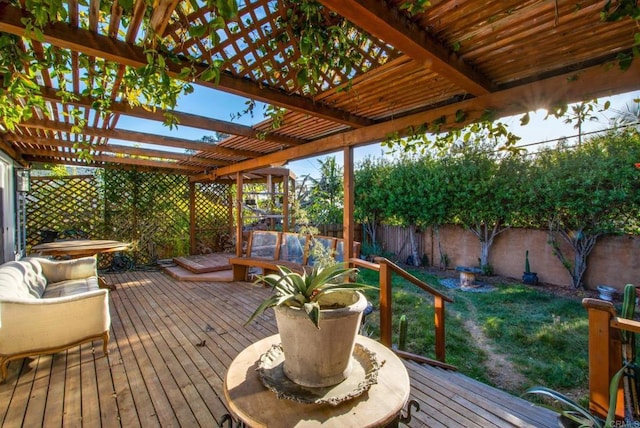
[245,262,377,328]
[524,361,627,428]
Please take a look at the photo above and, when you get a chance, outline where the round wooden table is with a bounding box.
[31,240,131,290]
[224,334,410,427]
[31,239,130,258]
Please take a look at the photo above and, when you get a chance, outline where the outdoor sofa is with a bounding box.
[0,256,110,380]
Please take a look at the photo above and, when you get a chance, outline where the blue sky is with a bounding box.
[113,85,640,179]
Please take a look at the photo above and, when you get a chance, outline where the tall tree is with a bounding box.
[446,144,528,270]
[301,156,344,225]
[531,129,640,288]
[384,156,432,266]
[354,157,391,250]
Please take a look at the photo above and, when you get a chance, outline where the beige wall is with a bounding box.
[376,224,639,292]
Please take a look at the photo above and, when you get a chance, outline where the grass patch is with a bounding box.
[357,267,589,397]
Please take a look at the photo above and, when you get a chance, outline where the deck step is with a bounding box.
[172,253,232,274]
[162,264,234,282]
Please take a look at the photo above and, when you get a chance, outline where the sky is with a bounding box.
[288,91,640,178]
[113,84,640,179]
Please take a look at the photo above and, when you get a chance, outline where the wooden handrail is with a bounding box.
[611,317,640,334]
[582,298,624,419]
[348,257,380,272]
[373,257,453,302]
[394,349,457,371]
[371,257,452,363]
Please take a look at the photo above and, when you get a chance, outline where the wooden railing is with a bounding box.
[349,257,454,365]
[583,298,640,419]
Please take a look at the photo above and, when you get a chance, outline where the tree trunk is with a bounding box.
[408,224,420,267]
[480,241,490,268]
[469,221,506,268]
[571,233,598,288]
[548,220,600,289]
[435,225,447,270]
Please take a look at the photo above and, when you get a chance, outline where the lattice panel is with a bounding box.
[26,176,103,250]
[194,182,233,253]
[165,0,400,95]
[104,171,191,265]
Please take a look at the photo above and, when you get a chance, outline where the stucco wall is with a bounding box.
[377,224,639,292]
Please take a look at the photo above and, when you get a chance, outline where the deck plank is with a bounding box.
[42,353,66,427]
[122,272,218,426]
[21,356,48,427]
[0,270,559,427]
[80,342,101,428]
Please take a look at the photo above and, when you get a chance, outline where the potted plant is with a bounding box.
[245,263,377,387]
[522,250,539,285]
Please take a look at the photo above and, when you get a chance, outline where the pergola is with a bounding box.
[1,0,639,258]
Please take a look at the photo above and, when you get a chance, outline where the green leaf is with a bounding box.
[200,67,218,82]
[177,67,192,80]
[296,68,308,86]
[455,109,467,123]
[520,112,530,126]
[304,302,321,328]
[189,24,207,38]
[300,36,312,56]
[215,0,238,20]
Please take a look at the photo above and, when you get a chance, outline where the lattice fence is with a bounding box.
[193,182,232,253]
[104,170,191,265]
[27,175,103,249]
[26,170,233,267]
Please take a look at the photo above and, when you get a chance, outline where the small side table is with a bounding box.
[455,266,482,289]
[224,334,411,427]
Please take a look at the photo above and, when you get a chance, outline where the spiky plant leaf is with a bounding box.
[523,386,602,426]
[246,262,378,328]
[304,301,321,328]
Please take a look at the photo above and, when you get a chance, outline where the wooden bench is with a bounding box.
[229,231,360,281]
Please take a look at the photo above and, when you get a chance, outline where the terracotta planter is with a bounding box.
[274,291,367,388]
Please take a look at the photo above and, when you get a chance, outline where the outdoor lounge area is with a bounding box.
[0,270,558,427]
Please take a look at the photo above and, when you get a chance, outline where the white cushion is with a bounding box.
[42,277,99,298]
[0,261,41,300]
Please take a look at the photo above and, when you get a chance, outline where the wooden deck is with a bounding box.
[0,271,558,427]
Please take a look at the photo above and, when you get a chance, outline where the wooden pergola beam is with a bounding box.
[149,0,180,36]
[0,3,374,129]
[319,0,496,95]
[23,156,189,174]
[20,147,204,171]
[0,138,27,166]
[198,58,640,180]
[38,87,307,147]
[18,119,261,158]
[5,134,228,167]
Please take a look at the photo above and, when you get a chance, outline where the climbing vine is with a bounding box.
[600,0,640,69]
[382,109,521,155]
[0,0,637,146]
[0,0,238,134]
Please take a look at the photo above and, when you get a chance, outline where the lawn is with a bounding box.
[358,267,591,401]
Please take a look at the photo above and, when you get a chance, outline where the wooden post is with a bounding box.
[189,181,197,255]
[235,173,244,257]
[228,185,234,249]
[379,260,392,348]
[268,174,275,230]
[282,174,289,232]
[434,296,446,362]
[343,146,355,260]
[583,298,623,419]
